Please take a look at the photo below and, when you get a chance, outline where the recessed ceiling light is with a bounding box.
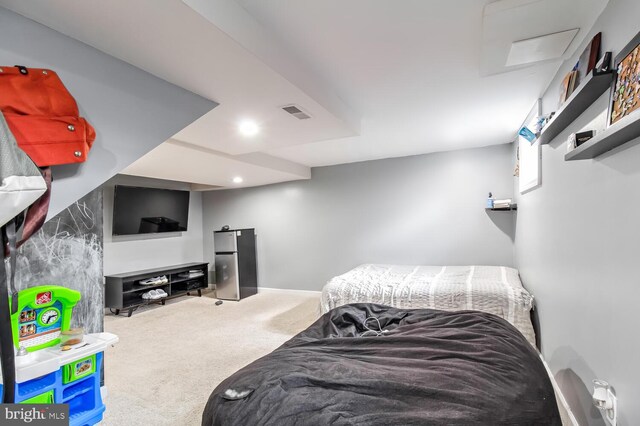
[238,120,259,137]
[232,176,243,184]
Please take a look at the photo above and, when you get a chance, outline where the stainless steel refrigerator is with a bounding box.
[214,229,257,300]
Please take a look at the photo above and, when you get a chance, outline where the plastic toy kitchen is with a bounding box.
[0,285,118,425]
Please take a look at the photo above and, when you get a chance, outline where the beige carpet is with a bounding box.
[101,291,320,426]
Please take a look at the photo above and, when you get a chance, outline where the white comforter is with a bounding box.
[321,264,536,346]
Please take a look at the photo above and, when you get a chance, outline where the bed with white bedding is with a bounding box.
[321,264,536,345]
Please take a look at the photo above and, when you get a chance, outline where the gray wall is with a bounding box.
[0,5,213,373]
[103,175,204,276]
[0,6,216,218]
[514,0,640,424]
[203,143,515,291]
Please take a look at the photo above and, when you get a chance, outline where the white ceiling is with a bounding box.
[0,0,609,188]
[240,0,608,166]
[480,0,608,76]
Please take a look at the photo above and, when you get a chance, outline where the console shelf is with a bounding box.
[537,70,614,145]
[105,262,208,317]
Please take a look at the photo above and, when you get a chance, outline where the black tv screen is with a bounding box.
[112,186,190,235]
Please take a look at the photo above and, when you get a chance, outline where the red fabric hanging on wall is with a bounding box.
[0,66,95,166]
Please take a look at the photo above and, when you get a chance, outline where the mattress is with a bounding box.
[202,303,560,426]
[321,264,536,345]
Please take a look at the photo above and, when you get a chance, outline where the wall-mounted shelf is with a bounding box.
[486,204,517,212]
[565,110,640,160]
[537,70,614,145]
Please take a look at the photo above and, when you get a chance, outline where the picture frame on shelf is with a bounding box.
[608,30,640,126]
[566,130,595,153]
[566,133,576,153]
[559,68,578,106]
[576,32,602,86]
[595,51,612,75]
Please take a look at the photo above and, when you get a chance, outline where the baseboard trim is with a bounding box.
[257,287,322,296]
[540,355,578,426]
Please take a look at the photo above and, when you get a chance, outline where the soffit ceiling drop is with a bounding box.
[122,139,311,189]
[0,0,610,187]
[239,0,609,167]
[0,0,355,188]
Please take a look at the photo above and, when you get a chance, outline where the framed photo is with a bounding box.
[576,32,602,87]
[559,70,577,106]
[608,30,640,126]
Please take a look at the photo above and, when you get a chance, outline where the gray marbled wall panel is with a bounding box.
[14,189,103,333]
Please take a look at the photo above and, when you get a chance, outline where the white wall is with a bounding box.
[103,175,204,275]
[203,143,515,291]
[0,6,216,218]
[514,0,640,423]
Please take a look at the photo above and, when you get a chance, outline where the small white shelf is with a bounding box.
[486,204,517,212]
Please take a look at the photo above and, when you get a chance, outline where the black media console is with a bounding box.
[104,262,209,317]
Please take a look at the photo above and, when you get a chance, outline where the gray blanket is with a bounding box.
[202,304,560,425]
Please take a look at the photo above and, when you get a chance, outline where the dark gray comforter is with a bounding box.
[203,303,561,425]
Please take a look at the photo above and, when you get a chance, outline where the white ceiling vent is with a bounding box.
[281,105,311,120]
[505,29,579,67]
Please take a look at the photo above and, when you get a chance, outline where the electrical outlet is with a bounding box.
[604,389,617,426]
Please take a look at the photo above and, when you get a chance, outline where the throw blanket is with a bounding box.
[202,304,560,426]
[321,264,536,345]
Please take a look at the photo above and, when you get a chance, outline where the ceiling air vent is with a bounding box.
[505,28,579,67]
[281,105,311,120]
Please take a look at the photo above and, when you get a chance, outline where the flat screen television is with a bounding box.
[112,185,190,236]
